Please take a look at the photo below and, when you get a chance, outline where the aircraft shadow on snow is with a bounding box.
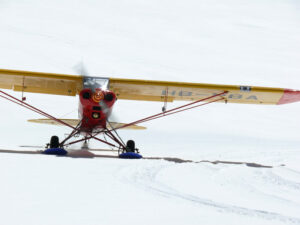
[0,149,276,168]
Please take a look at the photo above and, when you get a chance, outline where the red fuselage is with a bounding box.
[78,88,116,133]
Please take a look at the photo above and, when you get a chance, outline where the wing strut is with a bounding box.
[0,90,126,150]
[114,91,228,131]
[0,89,226,154]
[0,90,76,130]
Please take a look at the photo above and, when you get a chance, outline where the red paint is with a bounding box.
[277,89,300,105]
[79,88,116,132]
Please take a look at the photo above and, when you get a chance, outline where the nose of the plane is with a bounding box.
[278,89,300,105]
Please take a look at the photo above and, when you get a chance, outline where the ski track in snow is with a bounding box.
[115,162,300,224]
[262,171,300,191]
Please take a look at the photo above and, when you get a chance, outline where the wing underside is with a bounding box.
[28,119,146,130]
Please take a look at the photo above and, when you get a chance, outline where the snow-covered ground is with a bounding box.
[0,0,300,224]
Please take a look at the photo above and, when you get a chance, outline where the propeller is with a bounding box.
[73,61,90,77]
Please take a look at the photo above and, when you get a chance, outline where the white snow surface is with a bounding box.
[0,0,300,224]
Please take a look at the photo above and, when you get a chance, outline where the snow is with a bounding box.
[0,0,300,224]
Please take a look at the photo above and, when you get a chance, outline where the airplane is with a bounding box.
[0,68,300,158]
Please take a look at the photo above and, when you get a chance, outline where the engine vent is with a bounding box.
[92,106,102,111]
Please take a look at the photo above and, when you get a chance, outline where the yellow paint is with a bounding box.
[0,68,82,96]
[110,78,285,104]
[0,68,286,104]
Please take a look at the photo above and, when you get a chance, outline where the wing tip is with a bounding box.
[277,89,300,105]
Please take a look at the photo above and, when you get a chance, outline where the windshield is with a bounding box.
[83,77,109,91]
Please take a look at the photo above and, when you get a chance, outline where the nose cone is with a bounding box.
[92,90,104,103]
[278,89,300,105]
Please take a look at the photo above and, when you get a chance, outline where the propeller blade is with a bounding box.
[73,61,90,76]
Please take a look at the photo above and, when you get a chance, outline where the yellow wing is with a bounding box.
[1,68,299,105]
[0,68,82,96]
[109,78,300,105]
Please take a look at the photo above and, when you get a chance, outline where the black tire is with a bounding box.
[126,140,135,152]
[50,136,59,148]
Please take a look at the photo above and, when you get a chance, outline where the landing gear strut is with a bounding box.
[81,140,89,149]
[43,126,142,158]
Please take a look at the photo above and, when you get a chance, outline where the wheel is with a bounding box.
[49,136,59,148]
[126,140,135,152]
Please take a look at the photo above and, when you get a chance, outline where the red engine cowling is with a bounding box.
[78,88,116,132]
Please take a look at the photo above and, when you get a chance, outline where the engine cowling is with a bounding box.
[78,88,116,132]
